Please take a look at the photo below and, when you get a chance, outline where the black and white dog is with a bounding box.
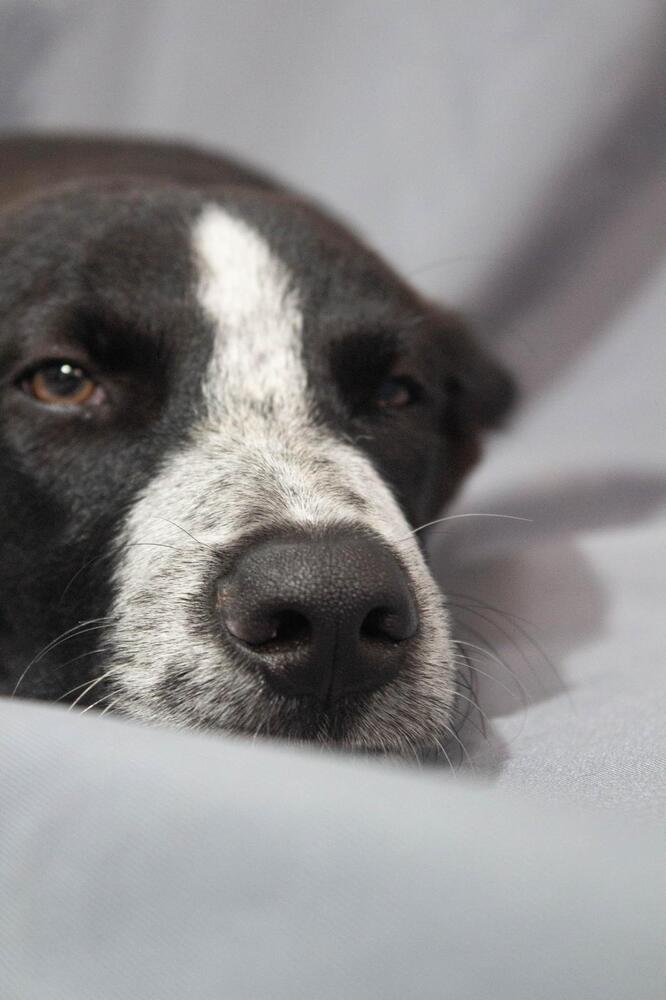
[0,134,514,755]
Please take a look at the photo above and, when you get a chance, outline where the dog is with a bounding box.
[0,133,515,755]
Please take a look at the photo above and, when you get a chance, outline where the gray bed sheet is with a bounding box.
[1,1,664,996]
[0,700,663,1000]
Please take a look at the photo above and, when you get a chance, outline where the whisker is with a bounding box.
[452,689,491,729]
[99,697,123,718]
[449,592,568,702]
[11,618,116,696]
[448,675,475,731]
[67,674,111,712]
[68,670,113,711]
[447,590,535,627]
[396,512,531,543]
[453,612,540,703]
[455,608,549,703]
[449,705,488,743]
[153,516,212,551]
[454,646,487,738]
[399,731,423,768]
[453,645,531,746]
[450,652,528,709]
[59,541,189,605]
[79,694,112,715]
[431,734,458,775]
[442,721,476,773]
[55,661,115,703]
[59,552,115,604]
[453,639,530,708]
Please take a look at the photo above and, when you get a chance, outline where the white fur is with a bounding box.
[105,204,457,754]
[194,205,307,415]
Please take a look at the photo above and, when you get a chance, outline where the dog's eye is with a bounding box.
[23,361,97,406]
[375,376,421,409]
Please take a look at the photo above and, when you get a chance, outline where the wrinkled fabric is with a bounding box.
[0,700,663,1000]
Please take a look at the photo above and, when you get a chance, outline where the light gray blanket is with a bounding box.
[0,700,663,1000]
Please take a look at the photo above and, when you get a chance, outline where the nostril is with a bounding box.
[272,609,310,645]
[222,604,311,649]
[361,606,410,643]
[223,614,277,646]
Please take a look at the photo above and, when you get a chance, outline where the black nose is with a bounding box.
[217,532,418,704]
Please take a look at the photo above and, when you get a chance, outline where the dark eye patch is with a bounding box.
[5,302,178,427]
[330,329,401,415]
[330,329,430,417]
[60,304,169,375]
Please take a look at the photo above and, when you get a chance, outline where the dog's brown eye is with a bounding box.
[375,376,420,409]
[25,362,96,406]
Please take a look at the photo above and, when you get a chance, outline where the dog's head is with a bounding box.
[0,182,514,753]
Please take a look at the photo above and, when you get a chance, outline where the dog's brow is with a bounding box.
[334,327,399,353]
[330,328,399,375]
[60,306,167,369]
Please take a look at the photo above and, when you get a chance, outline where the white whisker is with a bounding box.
[11,618,116,697]
[396,511,531,543]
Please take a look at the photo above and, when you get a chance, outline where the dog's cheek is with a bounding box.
[379,423,472,527]
[441,355,515,498]
[437,431,483,509]
[432,335,517,509]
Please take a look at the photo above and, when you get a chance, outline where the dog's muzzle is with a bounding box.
[216,531,419,706]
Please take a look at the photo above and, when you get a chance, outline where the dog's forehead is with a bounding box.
[0,186,196,317]
[1,185,422,380]
[190,202,322,422]
[193,203,298,329]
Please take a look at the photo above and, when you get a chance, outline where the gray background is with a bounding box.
[4,1,664,395]
[1,3,665,997]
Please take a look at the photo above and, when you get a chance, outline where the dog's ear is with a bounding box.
[430,308,517,433]
[416,308,517,505]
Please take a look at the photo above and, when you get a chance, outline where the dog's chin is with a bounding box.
[110,670,458,760]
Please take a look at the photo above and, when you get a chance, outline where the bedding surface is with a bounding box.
[0,699,663,1000]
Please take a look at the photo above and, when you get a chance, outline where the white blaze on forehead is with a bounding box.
[192,203,307,413]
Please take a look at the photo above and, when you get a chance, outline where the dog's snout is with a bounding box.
[217,533,418,703]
